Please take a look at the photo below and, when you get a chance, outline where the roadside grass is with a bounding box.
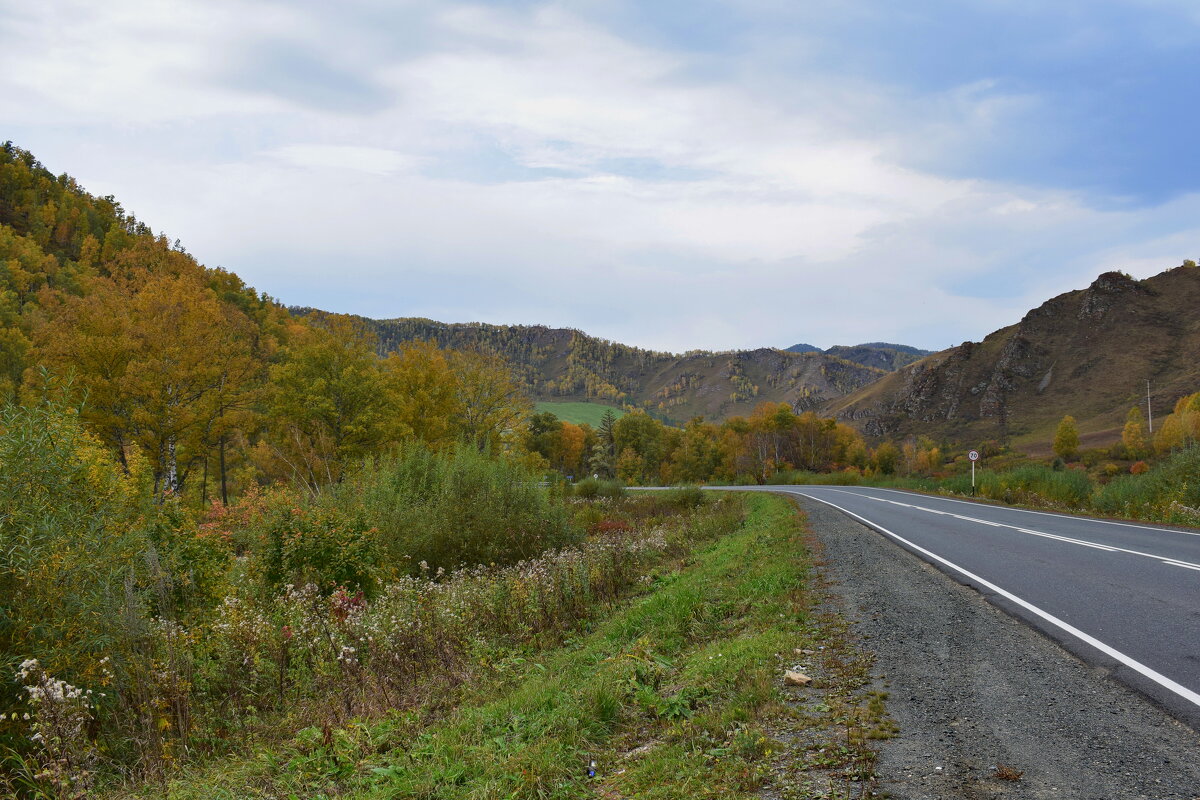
[116,494,885,799]
[534,401,627,427]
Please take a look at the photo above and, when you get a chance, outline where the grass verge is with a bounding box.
[113,494,889,799]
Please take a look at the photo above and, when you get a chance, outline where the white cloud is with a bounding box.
[2,0,1196,354]
[267,145,417,175]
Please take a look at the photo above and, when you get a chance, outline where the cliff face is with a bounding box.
[826,266,1200,442]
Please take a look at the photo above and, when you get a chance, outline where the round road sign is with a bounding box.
[968,450,980,461]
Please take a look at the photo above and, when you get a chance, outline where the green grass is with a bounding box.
[534,401,627,427]
[113,494,882,799]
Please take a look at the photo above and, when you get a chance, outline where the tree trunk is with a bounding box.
[219,435,228,505]
[165,436,179,497]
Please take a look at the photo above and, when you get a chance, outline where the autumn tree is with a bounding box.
[381,340,461,448]
[670,417,723,484]
[1053,414,1080,461]
[32,271,262,496]
[873,441,899,475]
[447,349,532,452]
[1153,392,1200,453]
[524,411,565,468]
[1121,407,1148,458]
[267,314,385,492]
[612,410,669,485]
[557,421,587,478]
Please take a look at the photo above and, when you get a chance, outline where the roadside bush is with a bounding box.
[1092,446,1200,524]
[662,485,706,509]
[339,445,577,574]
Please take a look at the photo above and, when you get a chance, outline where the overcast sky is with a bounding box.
[3,0,1199,353]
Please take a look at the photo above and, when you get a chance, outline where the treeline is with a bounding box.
[524,401,889,485]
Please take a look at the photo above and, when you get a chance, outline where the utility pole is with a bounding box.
[1147,379,1153,434]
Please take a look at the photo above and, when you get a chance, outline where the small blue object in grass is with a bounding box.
[587,760,597,778]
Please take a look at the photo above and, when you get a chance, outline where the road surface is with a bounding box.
[727,485,1200,730]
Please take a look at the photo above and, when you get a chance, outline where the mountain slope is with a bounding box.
[350,316,887,423]
[826,267,1200,445]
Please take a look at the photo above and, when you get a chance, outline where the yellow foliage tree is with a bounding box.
[31,271,262,495]
[1122,406,1147,458]
[382,340,461,448]
[1053,414,1079,460]
[447,350,532,452]
[267,314,385,492]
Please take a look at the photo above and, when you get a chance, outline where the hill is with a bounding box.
[824,343,932,371]
[826,267,1200,448]
[784,341,932,371]
[0,142,276,400]
[346,316,887,423]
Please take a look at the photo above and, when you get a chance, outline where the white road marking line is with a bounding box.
[798,492,1200,711]
[810,487,1200,570]
[851,486,1200,538]
[1163,560,1200,572]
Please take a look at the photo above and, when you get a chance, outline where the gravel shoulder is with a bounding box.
[799,496,1200,800]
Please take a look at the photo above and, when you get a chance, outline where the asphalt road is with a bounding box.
[728,485,1200,730]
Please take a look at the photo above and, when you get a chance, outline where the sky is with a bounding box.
[2,0,1199,354]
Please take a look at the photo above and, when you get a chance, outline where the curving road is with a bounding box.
[726,485,1200,729]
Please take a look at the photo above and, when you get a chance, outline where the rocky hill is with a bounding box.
[825,266,1200,446]
[343,316,889,423]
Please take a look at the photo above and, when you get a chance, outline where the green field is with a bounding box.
[535,400,627,426]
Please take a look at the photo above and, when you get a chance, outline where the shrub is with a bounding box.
[1093,446,1200,524]
[662,485,706,509]
[338,445,577,574]
[255,503,380,595]
[0,401,152,752]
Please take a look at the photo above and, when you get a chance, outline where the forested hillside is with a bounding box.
[331,314,887,423]
[0,144,537,502]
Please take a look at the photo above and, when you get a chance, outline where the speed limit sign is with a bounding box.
[968,450,980,461]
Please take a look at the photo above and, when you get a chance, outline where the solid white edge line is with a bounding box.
[853,486,1200,537]
[796,490,1200,711]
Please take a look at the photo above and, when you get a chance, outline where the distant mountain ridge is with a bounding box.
[825,266,1200,446]
[305,314,892,423]
[785,341,933,372]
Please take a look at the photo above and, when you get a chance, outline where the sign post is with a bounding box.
[968,449,980,495]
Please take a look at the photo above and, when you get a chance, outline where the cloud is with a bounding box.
[267,144,416,174]
[2,0,1198,355]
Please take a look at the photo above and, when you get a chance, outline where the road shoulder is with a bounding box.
[799,496,1200,799]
